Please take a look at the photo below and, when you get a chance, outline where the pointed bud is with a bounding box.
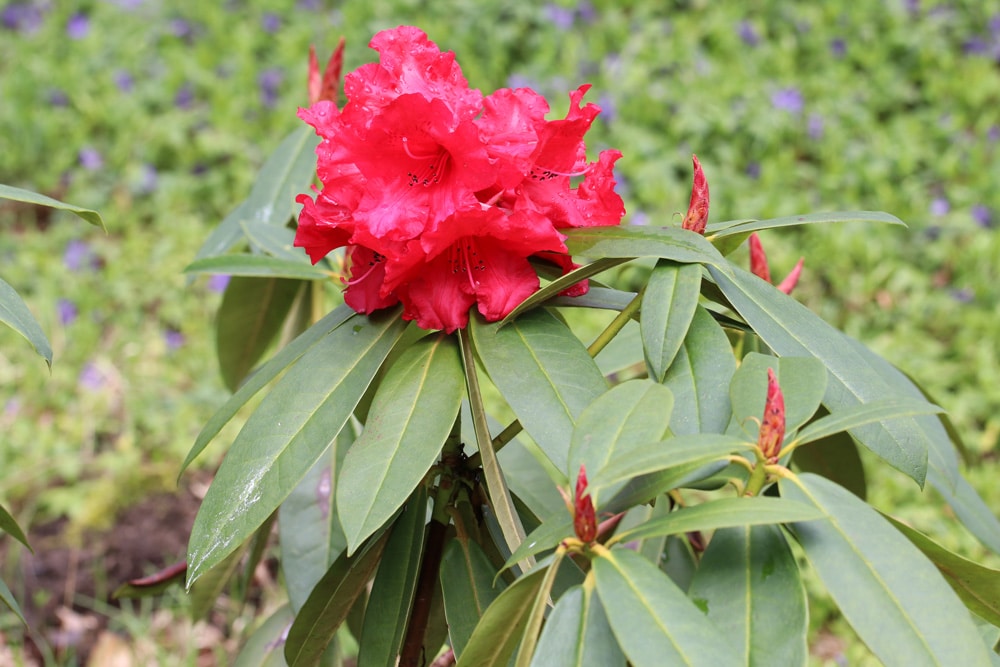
[758,368,786,460]
[748,232,772,283]
[574,465,597,543]
[308,37,346,105]
[681,154,710,234]
[776,257,805,295]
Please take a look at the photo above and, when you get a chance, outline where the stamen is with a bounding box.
[528,163,588,181]
[345,251,385,286]
[402,136,450,187]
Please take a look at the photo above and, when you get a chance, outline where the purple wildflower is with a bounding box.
[79,147,103,171]
[830,38,846,58]
[170,17,193,39]
[66,13,89,39]
[164,328,185,350]
[114,70,134,93]
[930,197,950,217]
[175,82,194,109]
[544,4,575,30]
[988,126,1000,142]
[950,287,974,303]
[57,299,78,326]
[738,21,759,47]
[258,68,283,108]
[971,204,994,229]
[63,239,91,271]
[598,92,617,124]
[207,274,231,293]
[2,2,43,33]
[807,113,824,139]
[746,162,762,179]
[629,210,649,226]
[576,1,597,24]
[771,87,804,114]
[136,163,158,194]
[297,0,321,9]
[964,36,989,56]
[261,12,280,33]
[990,14,1000,36]
[48,89,69,107]
[79,363,106,391]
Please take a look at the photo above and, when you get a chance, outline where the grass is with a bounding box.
[1,0,999,663]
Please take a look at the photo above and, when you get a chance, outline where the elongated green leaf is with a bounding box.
[357,486,428,667]
[790,427,867,500]
[883,514,1000,627]
[564,225,730,273]
[515,551,566,667]
[530,583,624,667]
[498,438,568,520]
[471,309,607,471]
[928,468,1000,556]
[501,513,573,577]
[705,210,905,238]
[0,183,105,229]
[181,304,355,475]
[568,380,673,507]
[502,258,630,324]
[662,306,736,436]
[194,201,250,262]
[0,576,25,625]
[792,398,944,448]
[782,473,990,665]
[339,335,464,553]
[729,353,827,434]
[611,497,822,546]
[185,254,331,280]
[640,261,702,382]
[189,539,250,621]
[441,537,508,658]
[688,525,807,666]
[242,220,309,262]
[460,327,531,569]
[215,277,304,392]
[285,531,391,667]
[233,604,295,667]
[548,286,637,312]
[279,424,353,613]
[455,566,549,667]
[0,503,30,550]
[709,265,931,485]
[590,435,753,499]
[244,126,320,227]
[187,309,405,585]
[0,277,52,366]
[593,547,741,666]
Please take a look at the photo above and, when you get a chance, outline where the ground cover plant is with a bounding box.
[1,0,999,664]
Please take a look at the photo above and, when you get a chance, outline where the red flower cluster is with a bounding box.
[295,26,625,332]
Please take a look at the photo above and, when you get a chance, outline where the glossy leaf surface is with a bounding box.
[529,584,625,667]
[0,277,52,366]
[440,537,507,658]
[564,225,729,272]
[0,183,105,229]
[640,261,702,382]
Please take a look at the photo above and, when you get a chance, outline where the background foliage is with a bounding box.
[1,0,998,663]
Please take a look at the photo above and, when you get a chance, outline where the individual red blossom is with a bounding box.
[747,232,805,295]
[681,154,709,234]
[758,368,786,461]
[294,26,625,332]
[308,38,345,105]
[573,465,597,543]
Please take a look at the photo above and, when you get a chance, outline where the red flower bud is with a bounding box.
[776,257,805,295]
[748,232,772,283]
[758,368,786,460]
[574,465,597,543]
[681,154,710,234]
[308,37,345,105]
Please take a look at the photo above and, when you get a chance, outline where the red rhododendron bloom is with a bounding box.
[295,26,625,332]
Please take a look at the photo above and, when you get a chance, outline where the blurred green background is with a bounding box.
[1,0,998,664]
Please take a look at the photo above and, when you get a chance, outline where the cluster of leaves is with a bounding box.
[176,118,1000,664]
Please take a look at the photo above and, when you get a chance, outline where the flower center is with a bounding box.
[345,250,386,285]
[450,240,486,291]
[402,136,450,187]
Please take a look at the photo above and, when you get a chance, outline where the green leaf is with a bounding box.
[530,584,625,667]
[470,309,607,471]
[781,473,991,665]
[242,220,310,262]
[112,562,188,600]
[0,276,52,366]
[729,353,827,434]
[187,309,405,585]
[548,286,637,312]
[662,306,736,436]
[455,566,548,667]
[357,485,428,667]
[189,539,249,621]
[790,427,867,500]
[278,424,352,613]
[928,470,1000,556]
[705,210,905,238]
[640,261,702,382]
[440,537,508,658]
[501,513,573,578]
[498,438,568,520]
[285,531,391,667]
[0,576,26,626]
[193,201,250,262]
[232,604,295,667]
[515,551,566,667]
[563,225,730,273]
[792,398,944,449]
[501,258,630,324]
[181,304,355,475]
[593,547,741,666]
[338,334,464,553]
[709,264,931,485]
[0,503,30,550]
[687,525,808,667]
[215,277,304,392]
[568,380,674,507]
[589,435,754,500]
[243,126,320,227]
[610,497,823,546]
[0,183,105,229]
[883,514,1000,627]
[185,254,330,280]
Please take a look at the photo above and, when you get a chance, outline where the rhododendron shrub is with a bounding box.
[181,26,1000,667]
